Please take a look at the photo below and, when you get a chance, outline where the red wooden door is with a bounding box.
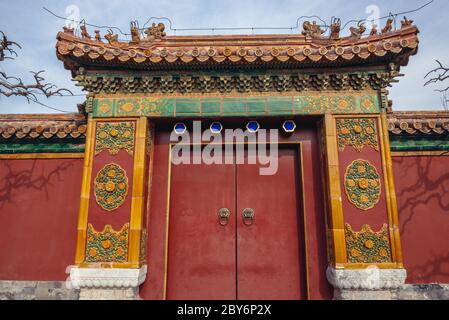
[236,147,306,300]
[166,150,237,300]
[166,146,306,300]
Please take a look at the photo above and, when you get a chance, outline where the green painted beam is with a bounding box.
[389,136,449,152]
[93,94,380,118]
[0,141,85,154]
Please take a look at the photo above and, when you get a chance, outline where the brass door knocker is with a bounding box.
[218,208,231,226]
[242,208,255,226]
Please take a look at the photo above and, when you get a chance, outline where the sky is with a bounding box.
[0,0,448,114]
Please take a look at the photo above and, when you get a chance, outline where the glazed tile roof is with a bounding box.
[0,113,87,140]
[388,111,449,135]
[56,23,419,72]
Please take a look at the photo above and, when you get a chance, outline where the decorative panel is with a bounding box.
[85,223,129,263]
[75,117,150,268]
[336,118,379,152]
[344,160,381,211]
[345,223,391,263]
[95,121,135,156]
[323,114,402,268]
[92,93,380,118]
[94,163,129,211]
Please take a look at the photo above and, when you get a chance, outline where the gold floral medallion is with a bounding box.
[94,163,128,211]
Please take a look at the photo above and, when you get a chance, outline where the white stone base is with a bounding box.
[68,266,147,300]
[326,267,407,300]
[78,288,139,300]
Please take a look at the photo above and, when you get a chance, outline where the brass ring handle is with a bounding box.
[218,208,231,226]
[242,208,255,226]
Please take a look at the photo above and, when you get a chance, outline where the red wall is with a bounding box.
[0,158,83,281]
[393,155,449,284]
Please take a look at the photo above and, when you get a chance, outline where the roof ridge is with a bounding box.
[56,24,419,72]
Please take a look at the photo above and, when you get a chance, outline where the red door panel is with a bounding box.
[236,147,306,300]
[166,149,237,300]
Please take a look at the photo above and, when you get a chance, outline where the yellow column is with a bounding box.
[380,112,404,267]
[75,115,95,264]
[129,117,149,267]
[323,114,347,266]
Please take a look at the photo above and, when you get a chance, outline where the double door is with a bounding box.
[166,146,307,300]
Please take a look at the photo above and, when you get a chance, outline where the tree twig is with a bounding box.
[424,60,449,89]
[0,30,74,109]
[0,30,21,61]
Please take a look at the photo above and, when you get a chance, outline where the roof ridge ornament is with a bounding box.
[301,21,325,38]
[94,30,102,42]
[349,22,366,39]
[369,24,378,36]
[80,23,92,40]
[63,26,74,35]
[143,22,166,42]
[130,21,141,45]
[330,18,341,40]
[104,29,119,46]
[381,18,394,34]
[401,16,414,28]
[56,19,419,71]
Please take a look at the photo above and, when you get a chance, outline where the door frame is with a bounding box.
[163,140,310,299]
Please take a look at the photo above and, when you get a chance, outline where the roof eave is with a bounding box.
[55,25,420,73]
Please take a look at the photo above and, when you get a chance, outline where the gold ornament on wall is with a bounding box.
[344,160,381,210]
[336,118,379,152]
[345,223,391,263]
[94,163,129,211]
[95,122,135,156]
[85,223,129,263]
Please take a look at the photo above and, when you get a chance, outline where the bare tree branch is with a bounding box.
[1,70,73,103]
[425,60,449,111]
[0,30,73,107]
[425,60,449,88]
[436,86,449,93]
[0,30,21,61]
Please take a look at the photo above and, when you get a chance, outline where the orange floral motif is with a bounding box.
[358,178,369,189]
[360,96,375,111]
[102,239,112,249]
[88,248,98,258]
[337,99,349,109]
[364,240,375,249]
